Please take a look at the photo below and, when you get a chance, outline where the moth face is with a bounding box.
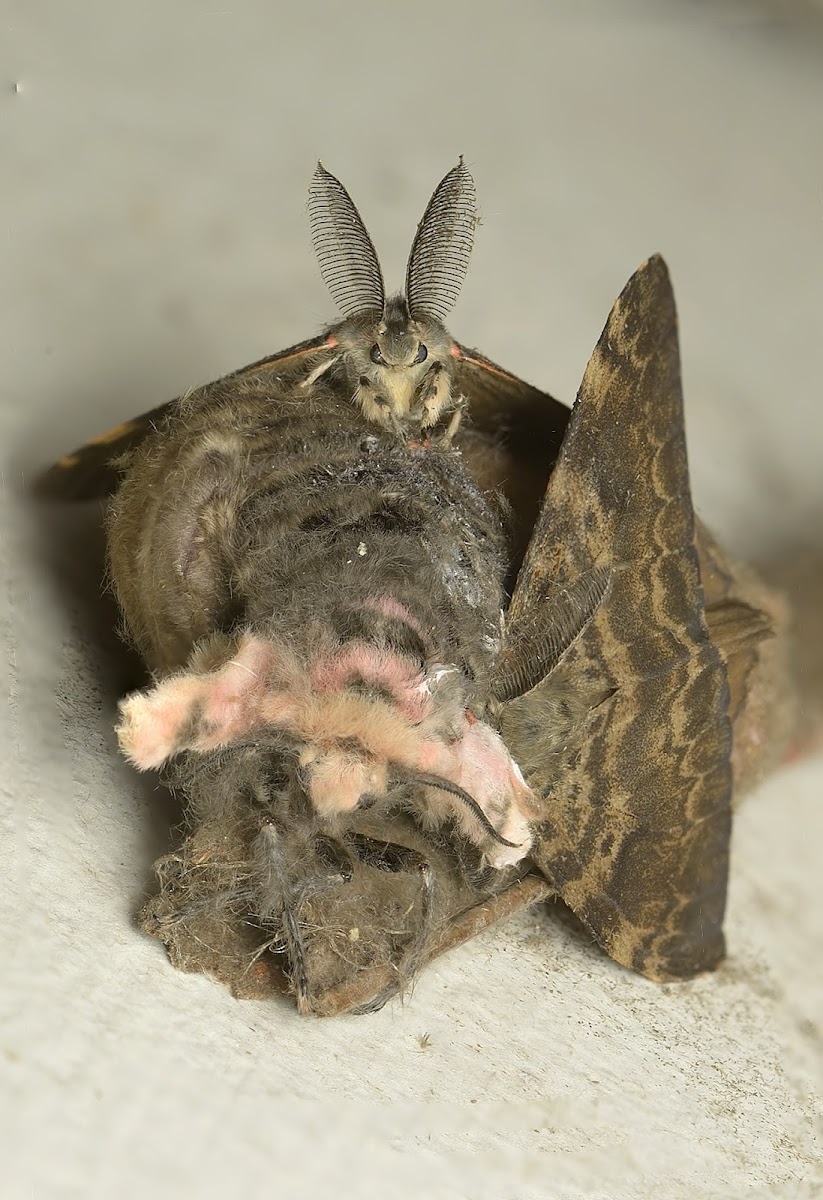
[336,298,457,426]
[367,317,432,410]
[373,319,426,369]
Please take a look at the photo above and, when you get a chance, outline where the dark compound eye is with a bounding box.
[413,343,428,364]
[369,344,384,365]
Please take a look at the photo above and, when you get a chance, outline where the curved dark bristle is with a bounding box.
[408,770,520,848]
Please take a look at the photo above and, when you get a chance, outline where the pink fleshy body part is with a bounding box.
[118,637,289,768]
[300,748,390,817]
[309,642,432,724]
[116,631,536,865]
[421,718,537,867]
[118,675,211,770]
[361,594,436,655]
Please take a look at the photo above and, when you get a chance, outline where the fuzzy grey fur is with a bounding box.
[107,358,535,1007]
[107,367,506,681]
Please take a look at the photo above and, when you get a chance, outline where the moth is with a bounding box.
[44,166,779,1015]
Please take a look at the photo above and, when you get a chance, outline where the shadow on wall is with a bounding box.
[28,485,184,883]
[756,532,823,748]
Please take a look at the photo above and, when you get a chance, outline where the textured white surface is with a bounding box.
[2,1,822,1196]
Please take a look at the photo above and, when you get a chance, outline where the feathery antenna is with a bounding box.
[405,158,477,322]
[308,163,385,317]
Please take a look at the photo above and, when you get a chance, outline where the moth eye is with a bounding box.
[369,344,384,365]
[413,343,428,364]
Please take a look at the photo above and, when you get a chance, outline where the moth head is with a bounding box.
[364,293,454,376]
[308,161,477,413]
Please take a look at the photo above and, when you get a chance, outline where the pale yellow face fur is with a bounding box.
[334,296,459,432]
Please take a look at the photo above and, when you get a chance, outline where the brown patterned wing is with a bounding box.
[38,332,338,499]
[498,255,732,981]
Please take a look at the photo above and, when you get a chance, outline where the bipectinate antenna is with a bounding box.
[308,163,386,318]
[405,158,477,323]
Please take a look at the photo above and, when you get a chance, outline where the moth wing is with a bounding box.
[498,255,732,981]
[453,344,570,454]
[39,332,339,499]
[452,346,571,566]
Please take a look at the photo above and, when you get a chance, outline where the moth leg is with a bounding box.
[437,394,467,446]
[250,823,307,1009]
[419,363,452,430]
[300,355,340,389]
[352,376,403,435]
[253,821,356,1014]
